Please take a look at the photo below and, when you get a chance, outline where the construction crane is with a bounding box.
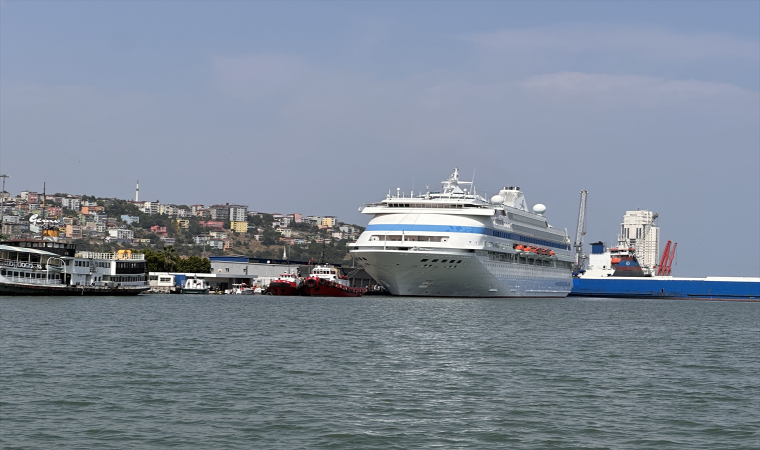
[573,189,588,270]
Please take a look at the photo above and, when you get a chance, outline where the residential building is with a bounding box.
[81,205,104,215]
[46,206,63,217]
[209,204,230,221]
[306,215,321,225]
[209,230,227,239]
[230,221,248,234]
[142,201,160,215]
[228,204,248,222]
[190,204,204,215]
[108,228,134,240]
[208,238,226,250]
[173,219,190,229]
[160,236,176,245]
[62,197,81,210]
[159,204,179,216]
[322,216,338,227]
[27,192,40,204]
[81,200,98,207]
[150,225,168,235]
[121,215,140,225]
[199,221,224,229]
[65,224,83,239]
[193,235,211,245]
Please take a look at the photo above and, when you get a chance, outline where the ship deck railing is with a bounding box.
[1,275,63,286]
[75,251,146,261]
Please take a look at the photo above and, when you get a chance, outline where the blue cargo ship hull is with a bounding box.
[571,277,759,301]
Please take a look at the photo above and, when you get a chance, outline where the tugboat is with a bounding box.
[268,272,302,296]
[301,264,366,297]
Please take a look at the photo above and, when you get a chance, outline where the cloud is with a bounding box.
[466,25,760,62]
[518,72,758,107]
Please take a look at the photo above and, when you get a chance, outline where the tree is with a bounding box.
[161,246,180,272]
[177,256,211,274]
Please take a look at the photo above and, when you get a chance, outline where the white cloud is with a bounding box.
[518,72,758,107]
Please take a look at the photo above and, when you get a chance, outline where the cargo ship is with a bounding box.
[571,212,759,301]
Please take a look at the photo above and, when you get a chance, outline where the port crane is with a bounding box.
[656,240,678,276]
[573,189,588,271]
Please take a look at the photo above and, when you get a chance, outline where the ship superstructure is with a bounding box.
[349,168,574,297]
[582,210,660,277]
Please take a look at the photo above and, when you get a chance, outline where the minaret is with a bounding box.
[135,180,139,202]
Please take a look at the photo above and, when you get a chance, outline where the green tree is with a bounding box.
[161,246,180,272]
[177,255,211,273]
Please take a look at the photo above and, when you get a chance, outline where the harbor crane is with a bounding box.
[656,240,678,276]
[573,190,588,270]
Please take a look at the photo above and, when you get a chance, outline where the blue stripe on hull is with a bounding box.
[571,278,760,301]
[365,224,570,250]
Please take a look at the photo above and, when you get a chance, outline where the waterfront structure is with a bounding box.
[349,168,574,297]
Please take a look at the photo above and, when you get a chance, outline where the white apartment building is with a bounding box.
[108,228,135,240]
[62,197,81,210]
[620,210,660,270]
[142,201,160,215]
[229,204,248,222]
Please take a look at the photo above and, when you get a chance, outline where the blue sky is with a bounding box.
[1,0,758,276]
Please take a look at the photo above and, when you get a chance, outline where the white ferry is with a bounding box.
[349,169,574,297]
[0,239,149,296]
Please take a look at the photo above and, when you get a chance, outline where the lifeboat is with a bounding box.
[611,258,622,265]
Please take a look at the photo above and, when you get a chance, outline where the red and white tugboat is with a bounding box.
[268,272,303,296]
[301,264,366,297]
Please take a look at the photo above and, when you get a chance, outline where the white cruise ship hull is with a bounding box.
[354,249,572,298]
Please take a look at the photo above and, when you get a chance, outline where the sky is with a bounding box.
[1,0,758,277]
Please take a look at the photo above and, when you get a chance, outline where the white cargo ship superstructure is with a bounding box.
[349,169,574,297]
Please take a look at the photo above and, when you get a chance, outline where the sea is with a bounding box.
[1,295,758,449]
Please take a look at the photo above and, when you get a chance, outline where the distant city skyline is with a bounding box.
[1,1,758,277]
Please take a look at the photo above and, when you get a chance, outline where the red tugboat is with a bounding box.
[268,272,303,296]
[301,264,366,297]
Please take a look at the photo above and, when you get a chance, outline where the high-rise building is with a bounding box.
[619,210,660,270]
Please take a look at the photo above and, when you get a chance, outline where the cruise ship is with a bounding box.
[349,169,574,297]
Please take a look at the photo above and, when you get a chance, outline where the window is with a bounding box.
[420,259,428,262]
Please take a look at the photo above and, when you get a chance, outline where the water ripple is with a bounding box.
[1,295,758,449]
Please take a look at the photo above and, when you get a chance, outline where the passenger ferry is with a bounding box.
[0,239,149,296]
[349,169,574,297]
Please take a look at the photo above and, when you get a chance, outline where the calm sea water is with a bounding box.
[1,295,758,449]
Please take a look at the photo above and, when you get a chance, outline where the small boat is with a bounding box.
[301,264,366,297]
[227,283,255,295]
[269,272,302,296]
[182,276,210,294]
